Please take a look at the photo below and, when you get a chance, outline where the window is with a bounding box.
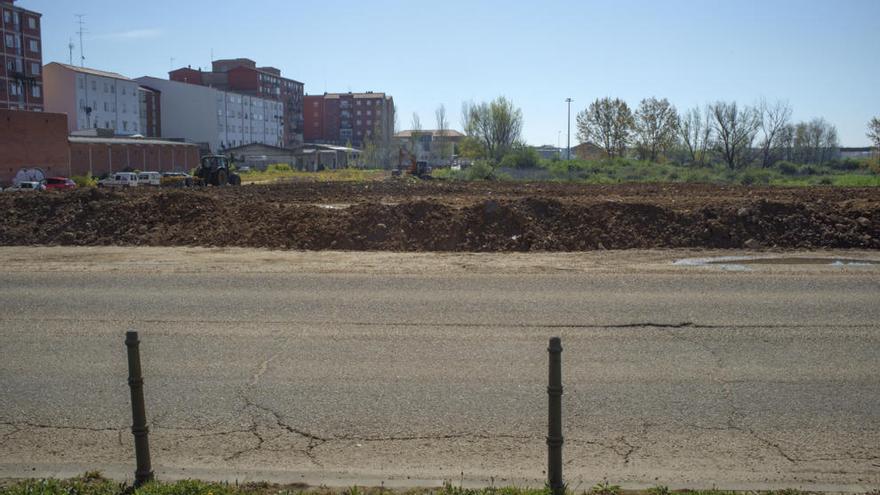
[105,121,110,129]
[367,110,372,116]
[31,85,40,98]
[91,80,97,90]
[313,101,318,107]
[3,11,10,24]
[28,39,38,53]
[104,102,109,111]
[122,87,126,95]
[123,121,128,131]
[104,83,109,93]
[122,103,127,113]
[110,84,115,94]
[78,77,84,89]
[28,17,36,29]
[4,34,12,50]
[30,62,39,76]
[357,110,362,116]
[9,82,21,96]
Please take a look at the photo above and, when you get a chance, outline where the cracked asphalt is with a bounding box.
[0,247,878,491]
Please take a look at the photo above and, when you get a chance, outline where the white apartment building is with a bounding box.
[43,63,141,135]
[134,76,283,152]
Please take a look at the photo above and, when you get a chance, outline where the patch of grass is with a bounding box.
[0,475,871,495]
[238,165,386,183]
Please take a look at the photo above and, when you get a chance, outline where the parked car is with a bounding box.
[4,181,45,192]
[98,172,139,188]
[137,171,162,186]
[41,177,77,190]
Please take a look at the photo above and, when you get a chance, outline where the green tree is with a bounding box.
[577,97,634,159]
[463,96,523,161]
[868,117,880,151]
[634,97,679,162]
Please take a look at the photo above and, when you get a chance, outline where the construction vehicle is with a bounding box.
[392,147,432,179]
[195,155,241,186]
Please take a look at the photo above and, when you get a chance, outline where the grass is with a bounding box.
[1,474,876,495]
[237,164,386,183]
[440,157,880,186]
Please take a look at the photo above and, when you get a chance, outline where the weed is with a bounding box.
[589,479,621,495]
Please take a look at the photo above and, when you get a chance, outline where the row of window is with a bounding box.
[79,99,137,115]
[3,33,39,54]
[4,58,39,76]
[79,118,139,132]
[7,81,40,98]
[2,9,38,30]
[218,124,283,135]
[77,76,135,96]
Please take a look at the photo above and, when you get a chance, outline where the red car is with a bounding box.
[41,177,77,190]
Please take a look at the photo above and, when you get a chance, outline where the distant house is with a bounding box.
[224,143,297,170]
[394,129,465,165]
[532,145,563,160]
[571,142,606,160]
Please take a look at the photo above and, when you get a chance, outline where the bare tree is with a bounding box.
[409,112,423,155]
[678,106,713,166]
[576,97,634,159]
[867,117,880,151]
[435,104,450,161]
[792,118,839,164]
[634,97,679,162]
[758,99,793,168]
[710,101,760,170]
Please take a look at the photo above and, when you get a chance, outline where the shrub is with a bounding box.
[499,147,540,169]
[466,160,497,180]
[775,161,799,175]
[266,163,293,173]
[739,168,772,185]
[71,173,98,188]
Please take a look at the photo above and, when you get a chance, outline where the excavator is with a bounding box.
[392,147,432,179]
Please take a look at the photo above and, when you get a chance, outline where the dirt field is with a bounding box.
[1,181,878,250]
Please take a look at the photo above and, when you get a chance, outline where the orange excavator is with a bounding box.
[392,147,432,179]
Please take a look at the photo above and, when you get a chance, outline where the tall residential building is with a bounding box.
[135,76,283,152]
[304,92,394,149]
[43,63,141,135]
[169,58,304,148]
[0,0,43,111]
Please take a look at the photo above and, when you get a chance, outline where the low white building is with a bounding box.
[134,76,283,152]
[43,63,141,135]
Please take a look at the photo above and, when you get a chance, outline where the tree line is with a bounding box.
[576,97,850,169]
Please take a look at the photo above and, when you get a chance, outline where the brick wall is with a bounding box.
[0,109,68,185]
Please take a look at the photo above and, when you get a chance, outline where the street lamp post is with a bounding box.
[565,98,572,160]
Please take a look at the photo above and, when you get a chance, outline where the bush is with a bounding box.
[827,158,863,172]
[265,163,292,173]
[71,173,97,188]
[775,161,799,175]
[739,168,773,185]
[466,160,497,180]
[499,147,540,169]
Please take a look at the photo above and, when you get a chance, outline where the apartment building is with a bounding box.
[0,0,43,111]
[43,63,141,135]
[135,76,283,152]
[169,58,304,148]
[304,92,394,148]
[138,85,160,137]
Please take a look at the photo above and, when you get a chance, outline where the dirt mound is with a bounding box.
[1,183,878,251]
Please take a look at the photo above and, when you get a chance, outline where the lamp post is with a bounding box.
[565,98,572,160]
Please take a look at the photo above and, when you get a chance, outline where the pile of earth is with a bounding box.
[0,184,878,251]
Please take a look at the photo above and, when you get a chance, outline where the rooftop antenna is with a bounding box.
[68,38,74,65]
[75,14,87,67]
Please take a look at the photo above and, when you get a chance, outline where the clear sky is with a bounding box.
[25,0,880,146]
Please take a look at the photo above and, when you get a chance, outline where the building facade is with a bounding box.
[0,0,43,111]
[135,76,283,152]
[170,58,304,148]
[394,129,464,164]
[138,85,160,137]
[43,63,141,135]
[304,92,394,149]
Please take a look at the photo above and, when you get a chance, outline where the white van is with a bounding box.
[98,172,139,188]
[137,172,161,186]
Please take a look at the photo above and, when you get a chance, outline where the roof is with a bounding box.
[68,136,198,147]
[46,62,132,82]
[309,92,387,99]
[395,129,465,138]
[224,142,293,153]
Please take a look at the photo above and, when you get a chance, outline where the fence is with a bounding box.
[123,331,565,492]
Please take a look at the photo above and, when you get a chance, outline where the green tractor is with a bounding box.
[195,155,242,186]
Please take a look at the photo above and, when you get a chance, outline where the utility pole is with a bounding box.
[68,38,74,65]
[75,14,87,67]
[565,98,572,160]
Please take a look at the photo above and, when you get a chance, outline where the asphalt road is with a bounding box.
[0,248,878,491]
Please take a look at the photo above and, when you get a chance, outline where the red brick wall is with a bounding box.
[0,109,68,185]
[68,142,199,177]
[169,68,203,85]
[227,66,258,92]
[303,95,324,142]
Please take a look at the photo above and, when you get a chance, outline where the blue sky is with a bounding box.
[26,0,880,146]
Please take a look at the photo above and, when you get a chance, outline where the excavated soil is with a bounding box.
[1,182,878,251]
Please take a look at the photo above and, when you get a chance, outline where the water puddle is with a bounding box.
[674,256,880,271]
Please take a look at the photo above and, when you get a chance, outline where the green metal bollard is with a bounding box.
[547,337,564,495]
[125,331,154,487]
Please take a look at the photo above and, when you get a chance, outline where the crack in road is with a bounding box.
[0,420,122,434]
[1,316,876,329]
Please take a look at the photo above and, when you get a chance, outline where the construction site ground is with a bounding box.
[1,181,878,251]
